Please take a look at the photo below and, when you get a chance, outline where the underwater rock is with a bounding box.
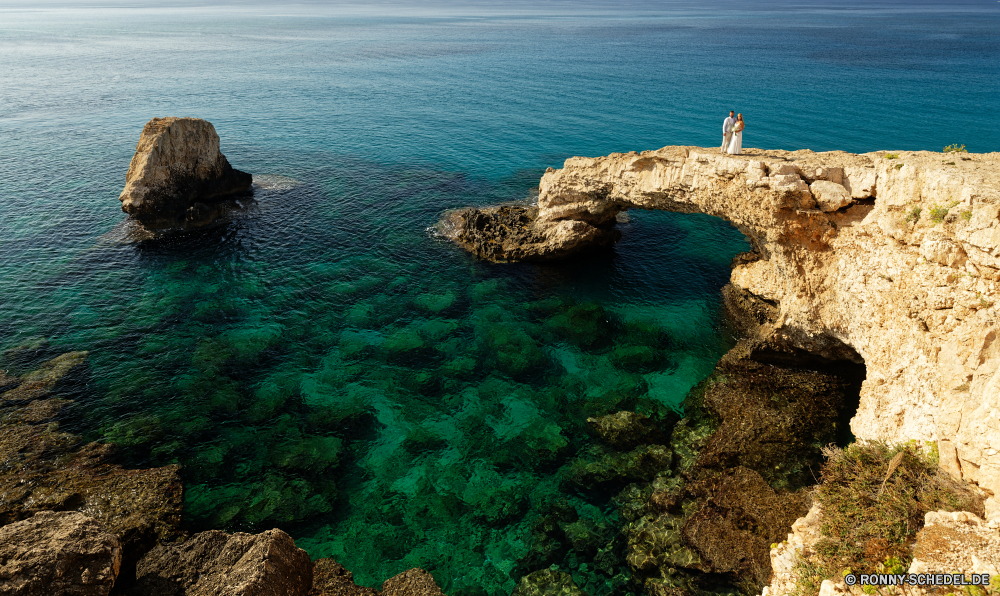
[0,511,122,596]
[568,444,673,490]
[0,353,182,578]
[512,568,587,596]
[1,350,89,403]
[118,117,252,229]
[586,411,670,451]
[128,528,313,596]
[542,302,614,349]
[439,205,619,262]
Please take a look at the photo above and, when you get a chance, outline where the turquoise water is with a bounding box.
[2,2,999,594]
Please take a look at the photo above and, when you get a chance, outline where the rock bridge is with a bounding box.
[444,145,1000,518]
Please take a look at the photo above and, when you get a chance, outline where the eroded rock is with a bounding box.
[0,511,122,596]
[0,352,182,577]
[119,117,252,229]
[128,528,313,596]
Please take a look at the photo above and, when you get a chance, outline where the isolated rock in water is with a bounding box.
[129,528,313,596]
[0,511,122,596]
[118,117,252,228]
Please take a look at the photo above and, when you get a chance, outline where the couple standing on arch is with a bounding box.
[722,110,745,155]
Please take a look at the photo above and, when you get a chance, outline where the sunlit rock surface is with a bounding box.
[118,117,252,229]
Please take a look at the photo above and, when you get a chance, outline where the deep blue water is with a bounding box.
[2,2,998,594]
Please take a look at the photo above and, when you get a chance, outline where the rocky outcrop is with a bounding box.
[438,205,619,262]
[445,146,1000,518]
[118,117,252,229]
[0,511,122,596]
[127,528,313,596]
[310,561,446,596]
[0,352,183,577]
[909,510,1000,580]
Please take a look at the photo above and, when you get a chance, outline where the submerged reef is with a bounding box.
[118,117,252,230]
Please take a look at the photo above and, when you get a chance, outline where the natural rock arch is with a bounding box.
[444,145,1000,518]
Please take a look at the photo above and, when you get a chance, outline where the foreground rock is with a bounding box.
[0,511,121,596]
[445,146,1000,518]
[119,117,252,229]
[126,528,312,596]
[0,352,183,577]
[311,560,445,596]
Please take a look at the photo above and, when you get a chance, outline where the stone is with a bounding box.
[1,350,88,402]
[512,569,586,596]
[682,467,809,589]
[118,117,252,229]
[437,205,619,262]
[128,528,313,596]
[904,511,1000,594]
[380,569,445,596]
[569,444,673,489]
[444,145,1000,520]
[0,511,122,596]
[809,180,853,212]
[311,559,378,596]
[0,353,182,578]
[586,411,670,450]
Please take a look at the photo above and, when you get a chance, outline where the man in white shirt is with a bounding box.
[722,111,736,154]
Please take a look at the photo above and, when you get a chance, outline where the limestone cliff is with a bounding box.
[118,117,252,229]
[446,146,1000,517]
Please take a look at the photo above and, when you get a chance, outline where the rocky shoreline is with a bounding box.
[0,343,450,596]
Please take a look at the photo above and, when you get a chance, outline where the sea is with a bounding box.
[1,1,998,594]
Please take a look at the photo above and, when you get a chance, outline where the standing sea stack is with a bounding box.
[118,117,252,229]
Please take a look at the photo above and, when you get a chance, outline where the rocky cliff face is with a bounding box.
[446,146,1000,518]
[118,117,252,229]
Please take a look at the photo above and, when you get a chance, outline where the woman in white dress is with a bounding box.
[727,113,744,155]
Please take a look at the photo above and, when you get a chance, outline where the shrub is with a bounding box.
[961,210,973,221]
[791,441,982,596]
[883,153,899,159]
[943,144,967,153]
[905,206,921,223]
[930,205,949,224]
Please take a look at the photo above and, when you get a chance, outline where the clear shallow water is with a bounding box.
[1,2,999,594]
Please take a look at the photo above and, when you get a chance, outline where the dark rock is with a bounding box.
[693,349,853,490]
[118,117,252,229]
[682,467,809,588]
[128,528,313,596]
[586,411,670,451]
[438,205,619,263]
[0,510,121,596]
[311,559,378,596]
[512,569,587,596]
[568,444,673,490]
